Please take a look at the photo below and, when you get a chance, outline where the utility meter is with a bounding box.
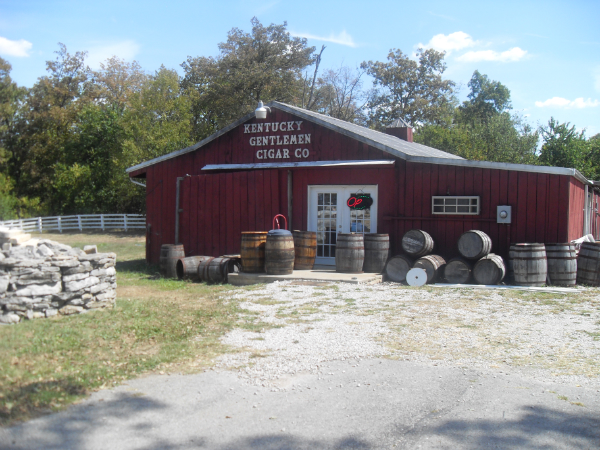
[497,206,512,224]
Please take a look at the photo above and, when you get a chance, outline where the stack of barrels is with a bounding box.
[384,229,505,286]
[385,230,447,284]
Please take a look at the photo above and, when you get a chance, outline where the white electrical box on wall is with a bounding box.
[497,205,512,223]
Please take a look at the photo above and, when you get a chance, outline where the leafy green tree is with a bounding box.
[181,17,315,140]
[93,56,148,114]
[11,43,93,206]
[539,118,596,179]
[361,48,456,128]
[123,66,193,164]
[416,112,538,164]
[458,70,512,124]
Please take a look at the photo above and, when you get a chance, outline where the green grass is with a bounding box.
[0,232,248,426]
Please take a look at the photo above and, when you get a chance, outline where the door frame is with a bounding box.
[307,184,378,265]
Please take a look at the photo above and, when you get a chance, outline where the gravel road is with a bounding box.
[1,281,599,449]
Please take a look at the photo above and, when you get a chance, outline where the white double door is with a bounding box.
[308,185,378,265]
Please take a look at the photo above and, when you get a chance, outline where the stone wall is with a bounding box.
[0,239,117,324]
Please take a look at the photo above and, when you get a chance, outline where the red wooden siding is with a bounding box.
[137,107,588,264]
[568,178,585,241]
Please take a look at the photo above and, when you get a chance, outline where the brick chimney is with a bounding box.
[385,118,413,142]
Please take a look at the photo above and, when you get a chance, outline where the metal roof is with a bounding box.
[202,160,396,171]
[126,101,591,185]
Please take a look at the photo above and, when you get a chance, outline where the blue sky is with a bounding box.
[1,0,599,136]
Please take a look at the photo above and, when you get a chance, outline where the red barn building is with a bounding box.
[127,102,599,266]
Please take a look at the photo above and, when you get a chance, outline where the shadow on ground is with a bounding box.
[399,405,600,449]
[3,399,599,450]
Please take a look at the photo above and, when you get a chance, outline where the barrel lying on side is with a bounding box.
[458,230,492,260]
[413,255,446,284]
[444,258,473,284]
[510,243,547,287]
[577,242,600,286]
[160,244,185,278]
[176,256,213,280]
[546,243,577,286]
[402,229,434,257]
[336,234,364,273]
[384,255,414,283]
[363,234,390,273]
[473,254,505,285]
[198,257,241,283]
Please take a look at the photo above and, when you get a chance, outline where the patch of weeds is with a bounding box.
[558,395,569,401]
[315,284,339,291]
[238,321,282,333]
[312,292,327,297]
[580,330,600,341]
[253,298,286,306]
[570,401,585,407]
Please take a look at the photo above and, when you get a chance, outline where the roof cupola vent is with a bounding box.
[386,118,413,142]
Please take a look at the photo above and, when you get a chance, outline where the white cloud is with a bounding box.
[292,30,357,48]
[417,31,476,54]
[457,47,527,62]
[0,36,32,57]
[86,40,140,69]
[535,97,600,109]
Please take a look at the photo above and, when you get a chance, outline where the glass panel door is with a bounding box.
[316,192,338,260]
[309,185,378,266]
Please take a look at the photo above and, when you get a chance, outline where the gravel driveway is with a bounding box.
[2,281,599,449]
[218,281,600,390]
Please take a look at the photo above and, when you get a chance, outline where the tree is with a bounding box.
[458,70,512,124]
[11,44,93,205]
[416,112,538,164]
[181,17,315,140]
[538,118,595,179]
[361,48,456,129]
[312,66,368,124]
[123,66,193,164]
[93,56,148,114]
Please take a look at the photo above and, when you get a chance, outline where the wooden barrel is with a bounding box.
[457,230,492,260]
[444,258,473,284]
[176,256,213,280]
[240,231,268,273]
[265,230,295,275]
[384,255,414,283]
[401,229,434,257]
[473,254,505,285]
[413,255,446,284]
[577,242,600,286]
[511,243,547,287]
[160,244,185,278]
[363,234,390,273]
[335,234,364,273]
[546,243,577,286]
[293,230,317,270]
[198,257,240,283]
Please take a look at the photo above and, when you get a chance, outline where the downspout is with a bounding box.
[287,170,293,226]
[129,178,146,188]
[175,175,191,245]
[584,184,589,236]
[175,177,183,245]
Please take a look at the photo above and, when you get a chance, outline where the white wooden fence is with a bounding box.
[0,214,146,233]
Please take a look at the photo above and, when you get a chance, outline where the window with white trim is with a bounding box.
[432,196,480,215]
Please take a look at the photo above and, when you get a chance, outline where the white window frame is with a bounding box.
[432,196,480,215]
